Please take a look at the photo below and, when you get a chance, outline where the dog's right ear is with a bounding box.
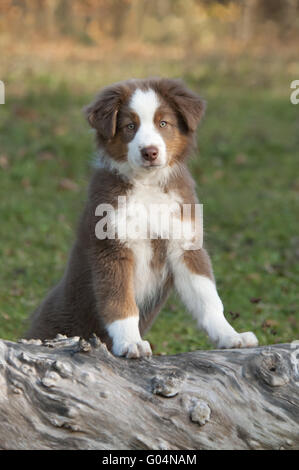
[155,78,206,134]
[84,84,126,140]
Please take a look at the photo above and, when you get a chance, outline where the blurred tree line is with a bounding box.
[0,0,298,47]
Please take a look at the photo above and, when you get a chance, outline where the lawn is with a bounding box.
[0,55,298,353]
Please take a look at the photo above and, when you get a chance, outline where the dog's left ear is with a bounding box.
[84,83,127,140]
[157,79,206,133]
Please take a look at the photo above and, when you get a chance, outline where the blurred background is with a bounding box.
[0,0,298,352]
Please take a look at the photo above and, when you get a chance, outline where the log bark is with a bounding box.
[0,335,298,450]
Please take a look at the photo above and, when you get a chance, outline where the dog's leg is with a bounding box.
[107,316,152,358]
[92,243,152,358]
[169,247,258,349]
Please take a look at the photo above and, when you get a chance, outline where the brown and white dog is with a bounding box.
[26,78,258,357]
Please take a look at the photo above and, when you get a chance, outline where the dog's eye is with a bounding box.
[159,121,167,128]
[127,123,135,130]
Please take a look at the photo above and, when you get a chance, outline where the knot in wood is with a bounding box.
[251,349,290,387]
[151,369,186,397]
[78,338,92,353]
[190,399,211,426]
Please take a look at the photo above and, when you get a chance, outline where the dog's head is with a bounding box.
[85,78,205,175]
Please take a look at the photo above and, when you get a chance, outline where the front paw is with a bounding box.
[217,331,258,349]
[112,340,152,359]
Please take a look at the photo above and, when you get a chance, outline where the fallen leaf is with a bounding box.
[213,170,224,180]
[55,125,68,135]
[13,105,38,121]
[255,307,263,314]
[21,177,31,190]
[291,180,299,192]
[12,267,27,276]
[10,287,24,297]
[37,151,55,162]
[0,154,9,169]
[229,311,240,320]
[235,153,248,165]
[288,316,297,326]
[262,319,279,329]
[58,178,78,192]
[247,272,261,281]
[250,297,262,304]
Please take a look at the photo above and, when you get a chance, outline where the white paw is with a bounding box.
[113,340,152,359]
[217,331,258,349]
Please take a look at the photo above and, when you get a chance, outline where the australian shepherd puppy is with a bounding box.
[26,78,258,357]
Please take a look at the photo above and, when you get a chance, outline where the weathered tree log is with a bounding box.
[0,336,298,450]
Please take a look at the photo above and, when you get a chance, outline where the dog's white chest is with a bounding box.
[115,183,180,306]
[130,239,162,307]
[115,183,182,241]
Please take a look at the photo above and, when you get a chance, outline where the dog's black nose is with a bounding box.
[141,146,159,162]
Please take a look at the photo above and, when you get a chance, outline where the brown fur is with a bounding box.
[25,78,212,349]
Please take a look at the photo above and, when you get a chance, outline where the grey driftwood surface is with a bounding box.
[0,335,298,450]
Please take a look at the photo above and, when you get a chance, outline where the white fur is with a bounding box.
[94,147,176,186]
[112,181,202,244]
[97,181,203,309]
[113,185,203,311]
[131,240,166,308]
[127,88,167,169]
[168,246,258,349]
[115,182,179,307]
[115,182,182,240]
[107,316,152,358]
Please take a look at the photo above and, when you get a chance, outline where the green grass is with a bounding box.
[0,56,298,352]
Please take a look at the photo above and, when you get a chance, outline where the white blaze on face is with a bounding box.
[127,88,167,169]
